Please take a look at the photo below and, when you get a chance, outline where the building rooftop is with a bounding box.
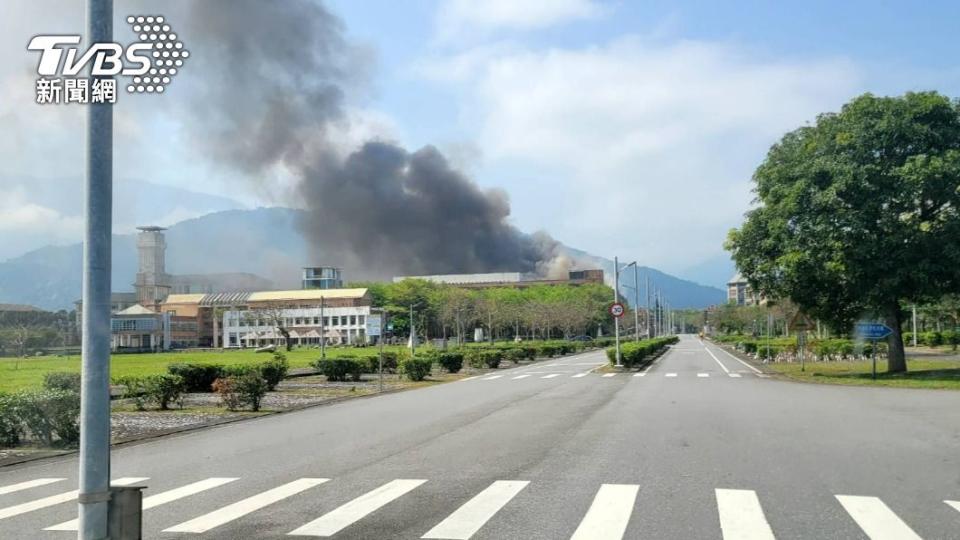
[116,304,158,316]
[163,288,369,306]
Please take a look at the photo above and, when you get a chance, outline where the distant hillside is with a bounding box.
[0,207,725,310]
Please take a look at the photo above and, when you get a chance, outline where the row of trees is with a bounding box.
[0,309,77,357]
[351,280,618,343]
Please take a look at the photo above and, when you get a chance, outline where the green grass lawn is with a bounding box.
[0,346,411,393]
[764,359,960,390]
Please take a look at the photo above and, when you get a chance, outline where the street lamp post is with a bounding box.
[371,307,386,392]
[409,302,423,357]
[320,296,326,360]
[613,258,637,368]
[79,1,113,538]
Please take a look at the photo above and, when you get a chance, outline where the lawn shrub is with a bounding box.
[313,358,364,382]
[112,375,151,410]
[144,374,185,410]
[466,349,502,369]
[399,356,432,381]
[16,389,81,447]
[482,350,503,368]
[259,354,290,390]
[167,363,224,392]
[436,352,464,373]
[212,377,242,410]
[504,348,527,364]
[235,371,269,411]
[0,394,23,447]
[43,372,81,393]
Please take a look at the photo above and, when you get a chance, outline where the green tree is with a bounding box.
[727,92,960,372]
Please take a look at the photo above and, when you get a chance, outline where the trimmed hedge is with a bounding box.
[167,363,224,392]
[400,356,433,381]
[313,358,364,382]
[436,352,464,373]
[0,389,81,448]
[606,336,679,368]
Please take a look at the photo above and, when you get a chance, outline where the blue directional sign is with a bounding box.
[855,322,892,340]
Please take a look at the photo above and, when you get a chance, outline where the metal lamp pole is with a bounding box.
[614,257,621,366]
[320,296,326,360]
[79,1,113,537]
[633,267,640,342]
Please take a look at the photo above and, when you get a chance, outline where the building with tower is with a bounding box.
[134,226,172,306]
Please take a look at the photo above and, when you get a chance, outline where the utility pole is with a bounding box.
[409,303,417,357]
[912,305,918,347]
[645,275,651,339]
[613,256,621,366]
[79,1,113,538]
[633,266,640,342]
[320,297,326,360]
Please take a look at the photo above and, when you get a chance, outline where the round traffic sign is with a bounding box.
[609,302,625,318]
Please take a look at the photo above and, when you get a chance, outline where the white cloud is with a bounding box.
[422,36,862,272]
[436,0,604,41]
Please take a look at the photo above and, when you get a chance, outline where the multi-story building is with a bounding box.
[162,288,372,349]
[302,267,343,290]
[727,272,762,306]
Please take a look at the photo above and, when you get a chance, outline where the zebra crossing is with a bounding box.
[462,371,767,381]
[1,475,956,538]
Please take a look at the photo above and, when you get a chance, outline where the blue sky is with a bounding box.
[2,0,959,287]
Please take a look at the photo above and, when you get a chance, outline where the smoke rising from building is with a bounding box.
[178,0,573,279]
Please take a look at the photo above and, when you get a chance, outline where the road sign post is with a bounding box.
[854,322,892,381]
[789,312,814,372]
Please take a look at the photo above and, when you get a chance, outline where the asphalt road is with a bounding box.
[1,334,959,539]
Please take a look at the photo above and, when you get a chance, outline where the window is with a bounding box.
[332,316,340,326]
[323,316,330,327]
[350,315,357,326]
[358,315,365,325]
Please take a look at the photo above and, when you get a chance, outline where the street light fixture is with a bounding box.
[613,258,637,368]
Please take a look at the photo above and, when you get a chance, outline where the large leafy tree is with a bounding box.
[727,92,960,372]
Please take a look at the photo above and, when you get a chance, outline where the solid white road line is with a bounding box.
[46,477,240,531]
[946,500,960,513]
[0,477,148,521]
[715,489,776,540]
[665,373,678,378]
[481,375,503,380]
[729,374,743,378]
[704,347,732,374]
[421,480,529,539]
[572,373,588,378]
[541,374,560,379]
[0,478,65,496]
[164,478,328,533]
[570,484,639,540]
[512,375,531,380]
[602,373,616,378]
[714,345,764,375]
[835,495,922,540]
[289,479,426,537]
[697,373,710,378]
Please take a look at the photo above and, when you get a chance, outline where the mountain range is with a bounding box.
[0,208,726,311]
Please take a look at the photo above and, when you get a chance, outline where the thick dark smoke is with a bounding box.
[178,0,570,279]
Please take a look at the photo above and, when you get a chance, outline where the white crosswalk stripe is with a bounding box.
[835,495,922,540]
[602,373,616,378]
[634,373,646,377]
[570,484,639,540]
[541,374,560,379]
[0,478,65,496]
[572,373,588,378]
[0,477,148,521]
[665,373,678,377]
[729,373,743,378]
[289,479,427,537]
[697,373,710,378]
[715,489,776,540]
[512,375,531,380]
[46,477,239,531]
[946,500,960,513]
[422,480,529,539]
[164,478,328,533]
[481,375,502,380]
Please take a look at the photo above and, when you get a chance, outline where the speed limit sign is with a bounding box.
[609,302,625,318]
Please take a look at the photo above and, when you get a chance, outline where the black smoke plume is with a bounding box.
[177,0,568,279]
